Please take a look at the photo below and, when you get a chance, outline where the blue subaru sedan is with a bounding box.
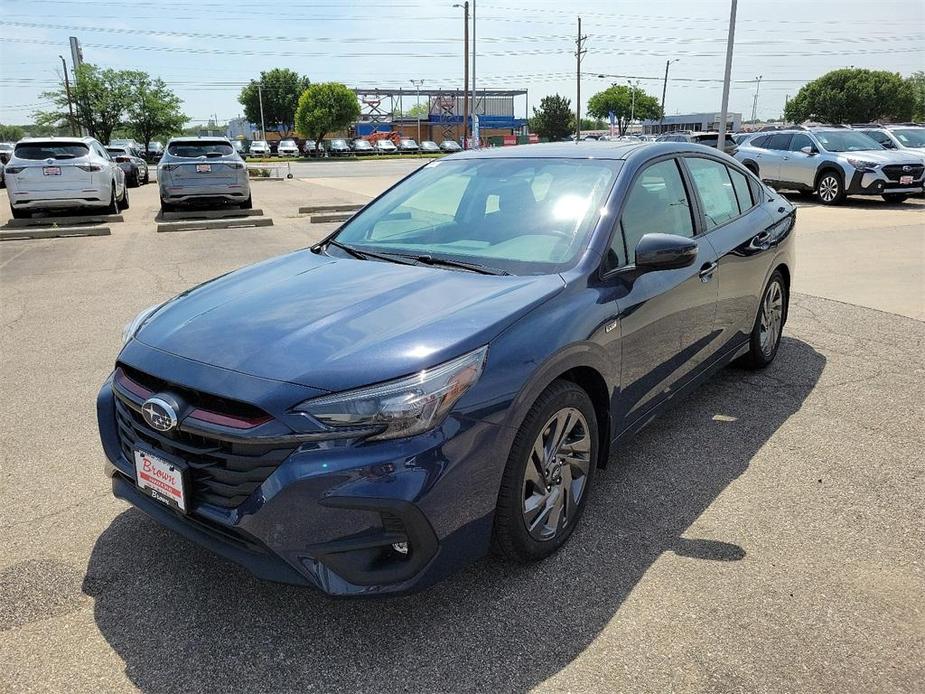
[97,142,795,596]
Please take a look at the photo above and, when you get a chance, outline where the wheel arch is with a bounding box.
[814,163,844,189]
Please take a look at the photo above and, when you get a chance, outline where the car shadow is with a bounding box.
[83,336,825,693]
[780,191,924,211]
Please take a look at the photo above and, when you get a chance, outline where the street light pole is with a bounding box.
[627,79,639,132]
[717,0,738,150]
[59,55,77,136]
[410,79,424,143]
[453,2,469,147]
[471,0,477,148]
[750,75,763,122]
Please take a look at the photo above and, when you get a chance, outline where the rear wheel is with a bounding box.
[10,205,30,219]
[240,195,253,210]
[107,184,119,215]
[882,193,908,204]
[816,170,846,205]
[120,184,130,210]
[159,198,174,214]
[128,171,139,188]
[493,380,598,562]
[740,270,787,369]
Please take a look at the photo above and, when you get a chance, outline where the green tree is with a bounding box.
[908,71,925,122]
[529,94,574,141]
[0,124,25,141]
[784,68,915,124]
[587,85,661,136]
[295,82,360,145]
[239,68,310,137]
[400,103,428,119]
[124,73,187,151]
[35,64,133,143]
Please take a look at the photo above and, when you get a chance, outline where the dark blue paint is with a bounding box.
[97,142,795,595]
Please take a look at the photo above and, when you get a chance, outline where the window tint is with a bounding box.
[789,134,814,152]
[862,130,894,148]
[14,142,90,160]
[685,157,739,229]
[618,159,693,265]
[167,141,234,157]
[750,135,769,149]
[727,166,753,212]
[766,134,793,150]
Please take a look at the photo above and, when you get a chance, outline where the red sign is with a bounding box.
[503,135,517,146]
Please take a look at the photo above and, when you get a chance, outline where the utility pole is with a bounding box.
[627,79,640,134]
[59,55,77,136]
[659,58,678,133]
[750,75,763,122]
[410,79,424,143]
[455,2,469,146]
[257,83,267,141]
[717,0,737,150]
[575,17,588,141]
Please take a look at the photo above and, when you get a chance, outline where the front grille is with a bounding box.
[114,396,296,509]
[882,164,924,181]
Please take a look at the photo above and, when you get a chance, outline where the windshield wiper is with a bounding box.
[324,240,417,265]
[394,253,510,276]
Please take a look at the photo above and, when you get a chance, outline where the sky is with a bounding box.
[0,0,922,127]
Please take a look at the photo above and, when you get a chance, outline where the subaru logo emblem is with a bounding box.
[142,397,178,432]
[902,165,911,172]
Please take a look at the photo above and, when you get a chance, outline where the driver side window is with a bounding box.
[605,159,694,270]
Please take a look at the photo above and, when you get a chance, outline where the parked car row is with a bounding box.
[298,137,460,157]
[106,144,150,187]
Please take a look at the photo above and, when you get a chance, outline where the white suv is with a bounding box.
[249,140,270,157]
[277,139,299,157]
[5,137,127,218]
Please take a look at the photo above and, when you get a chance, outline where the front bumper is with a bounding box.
[97,368,503,596]
[847,169,924,196]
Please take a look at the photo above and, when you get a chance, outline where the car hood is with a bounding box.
[134,249,565,392]
[841,150,923,165]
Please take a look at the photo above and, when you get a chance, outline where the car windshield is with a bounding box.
[814,131,883,152]
[167,141,234,157]
[252,141,268,148]
[280,140,296,147]
[14,142,89,160]
[893,129,925,148]
[355,141,371,148]
[331,157,620,275]
[331,139,346,146]
[402,140,416,146]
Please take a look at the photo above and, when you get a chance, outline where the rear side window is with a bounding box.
[14,142,89,160]
[728,166,754,212]
[750,135,769,149]
[167,141,233,157]
[614,159,694,267]
[685,157,739,230]
[766,134,793,150]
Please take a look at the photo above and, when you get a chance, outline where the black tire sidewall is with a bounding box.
[494,380,599,561]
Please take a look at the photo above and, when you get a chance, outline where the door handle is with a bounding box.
[699,261,718,282]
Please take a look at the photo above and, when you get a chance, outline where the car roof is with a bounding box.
[448,141,646,160]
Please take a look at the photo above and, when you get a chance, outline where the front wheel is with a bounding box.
[493,380,598,562]
[816,171,846,205]
[740,270,788,369]
[120,184,130,210]
[882,193,908,204]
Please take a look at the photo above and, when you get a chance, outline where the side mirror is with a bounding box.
[635,233,698,271]
[800,146,816,156]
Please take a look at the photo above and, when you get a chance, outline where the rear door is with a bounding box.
[754,133,792,182]
[681,155,782,355]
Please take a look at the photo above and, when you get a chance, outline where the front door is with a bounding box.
[605,157,720,427]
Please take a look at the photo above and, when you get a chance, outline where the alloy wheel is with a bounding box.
[759,279,784,356]
[522,407,592,541]
[819,175,839,203]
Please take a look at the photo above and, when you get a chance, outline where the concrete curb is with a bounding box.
[3,214,123,228]
[298,203,363,215]
[156,217,274,233]
[308,212,354,223]
[0,226,111,241]
[161,209,264,220]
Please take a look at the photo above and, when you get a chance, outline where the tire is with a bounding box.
[159,198,174,214]
[740,270,788,369]
[240,194,253,210]
[815,170,846,205]
[10,205,30,219]
[107,184,119,215]
[120,184,130,210]
[128,172,139,188]
[493,379,599,562]
[744,162,760,177]
[882,193,908,204]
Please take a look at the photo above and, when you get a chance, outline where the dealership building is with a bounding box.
[641,112,743,135]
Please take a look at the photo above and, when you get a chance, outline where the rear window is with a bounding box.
[106,147,129,156]
[14,142,89,160]
[693,134,736,147]
[167,141,234,157]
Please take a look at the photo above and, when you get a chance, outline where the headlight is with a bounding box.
[846,158,879,171]
[294,346,488,441]
[121,303,163,344]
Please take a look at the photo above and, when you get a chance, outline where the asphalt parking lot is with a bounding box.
[0,169,922,693]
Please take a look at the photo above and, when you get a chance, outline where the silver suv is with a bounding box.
[734,127,924,204]
[851,124,925,158]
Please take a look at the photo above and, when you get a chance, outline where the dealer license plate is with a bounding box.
[134,449,187,512]
[899,175,913,185]
[196,163,211,173]
[43,166,61,176]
